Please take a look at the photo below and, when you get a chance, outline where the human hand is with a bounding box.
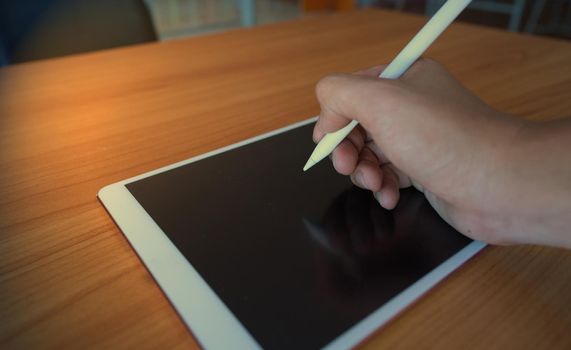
[313,59,571,248]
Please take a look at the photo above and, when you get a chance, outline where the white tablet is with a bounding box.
[98,118,485,350]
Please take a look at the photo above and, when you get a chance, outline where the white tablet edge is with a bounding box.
[98,117,486,350]
[324,240,485,350]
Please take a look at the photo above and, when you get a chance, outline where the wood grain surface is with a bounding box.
[1,9,571,350]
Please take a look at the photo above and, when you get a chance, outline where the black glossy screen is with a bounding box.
[126,123,471,350]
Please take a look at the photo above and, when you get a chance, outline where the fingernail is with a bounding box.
[355,171,366,188]
[314,130,324,142]
[374,192,382,204]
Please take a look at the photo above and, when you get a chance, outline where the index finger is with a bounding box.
[312,73,380,142]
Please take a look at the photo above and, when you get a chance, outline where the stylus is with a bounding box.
[303,0,472,172]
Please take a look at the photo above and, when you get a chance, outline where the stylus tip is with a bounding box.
[303,158,315,172]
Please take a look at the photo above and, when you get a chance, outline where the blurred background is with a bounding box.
[0,0,569,66]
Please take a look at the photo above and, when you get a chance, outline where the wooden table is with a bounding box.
[1,9,571,350]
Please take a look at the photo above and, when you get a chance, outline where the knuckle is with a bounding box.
[422,58,446,73]
[404,57,443,79]
[315,74,344,101]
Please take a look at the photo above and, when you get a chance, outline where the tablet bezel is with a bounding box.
[98,117,486,350]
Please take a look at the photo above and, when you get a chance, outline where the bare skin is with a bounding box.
[313,58,571,248]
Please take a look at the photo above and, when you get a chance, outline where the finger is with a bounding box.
[400,58,450,86]
[330,127,367,175]
[350,147,383,192]
[313,102,363,142]
[314,73,389,138]
[312,105,345,142]
[346,124,366,152]
[332,140,358,175]
[364,144,412,189]
[389,164,413,189]
[365,141,391,165]
[313,101,351,142]
[374,164,401,210]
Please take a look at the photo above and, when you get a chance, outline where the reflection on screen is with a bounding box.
[127,123,472,350]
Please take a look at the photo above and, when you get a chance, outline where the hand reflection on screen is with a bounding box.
[302,187,466,309]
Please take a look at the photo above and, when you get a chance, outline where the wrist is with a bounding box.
[496,118,571,248]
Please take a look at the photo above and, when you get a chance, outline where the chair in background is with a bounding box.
[237,0,256,27]
[426,0,526,32]
[142,0,257,39]
[0,0,157,65]
[358,0,407,10]
[301,0,356,11]
[524,0,571,36]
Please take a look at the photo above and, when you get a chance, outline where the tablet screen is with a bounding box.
[126,123,472,349]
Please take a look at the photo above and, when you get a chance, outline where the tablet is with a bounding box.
[98,118,485,350]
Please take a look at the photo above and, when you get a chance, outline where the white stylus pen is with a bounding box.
[303,0,472,172]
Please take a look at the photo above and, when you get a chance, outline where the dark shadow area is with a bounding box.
[0,0,156,65]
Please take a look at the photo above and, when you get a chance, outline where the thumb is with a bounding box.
[313,73,397,142]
